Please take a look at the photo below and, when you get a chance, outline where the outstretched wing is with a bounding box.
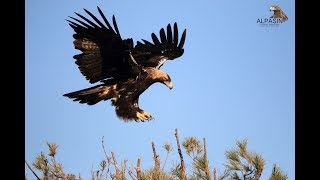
[67,7,137,84]
[132,23,186,69]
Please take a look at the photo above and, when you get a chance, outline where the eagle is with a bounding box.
[270,5,288,22]
[63,7,186,122]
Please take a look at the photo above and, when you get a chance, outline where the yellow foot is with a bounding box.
[136,111,154,122]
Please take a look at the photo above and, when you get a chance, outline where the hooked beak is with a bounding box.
[163,81,173,90]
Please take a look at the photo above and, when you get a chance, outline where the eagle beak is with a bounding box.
[163,81,173,90]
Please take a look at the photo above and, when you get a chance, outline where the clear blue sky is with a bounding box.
[26,0,294,179]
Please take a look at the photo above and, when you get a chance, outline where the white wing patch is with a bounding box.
[156,56,169,69]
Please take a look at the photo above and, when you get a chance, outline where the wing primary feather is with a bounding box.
[67,19,83,28]
[68,16,93,28]
[142,39,154,46]
[173,22,179,47]
[97,7,115,33]
[136,41,144,46]
[151,33,161,46]
[167,24,173,44]
[68,23,78,30]
[160,28,167,45]
[83,8,106,29]
[112,15,122,39]
[75,12,100,28]
[178,29,186,49]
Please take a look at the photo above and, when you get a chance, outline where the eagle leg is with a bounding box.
[136,110,154,122]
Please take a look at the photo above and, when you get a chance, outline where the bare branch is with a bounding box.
[135,157,141,180]
[203,138,211,180]
[25,160,41,180]
[111,151,121,180]
[127,166,137,180]
[174,128,187,180]
[161,151,170,171]
[151,142,160,179]
[102,136,110,160]
[214,168,217,180]
[121,160,127,179]
[49,169,63,179]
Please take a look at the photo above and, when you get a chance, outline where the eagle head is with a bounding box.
[161,75,173,90]
[145,68,173,90]
[156,71,172,90]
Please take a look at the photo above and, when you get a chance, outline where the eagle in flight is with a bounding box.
[63,7,186,122]
[270,5,288,22]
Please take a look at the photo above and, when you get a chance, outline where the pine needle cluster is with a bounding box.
[26,130,288,180]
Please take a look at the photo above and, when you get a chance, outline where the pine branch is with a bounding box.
[269,164,288,180]
[161,143,172,171]
[174,128,187,180]
[101,136,112,179]
[151,141,160,179]
[126,166,137,180]
[49,169,63,179]
[111,151,121,180]
[25,160,41,180]
[135,157,141,180]
[121,160,128,179]
[101,136,112,164]
[161,151,170,172]
[203,138,211,180]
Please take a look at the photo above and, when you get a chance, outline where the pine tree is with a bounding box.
[26,130,288,180]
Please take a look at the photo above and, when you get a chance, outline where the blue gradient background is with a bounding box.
[26,0,294,179]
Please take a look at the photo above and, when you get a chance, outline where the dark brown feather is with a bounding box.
[173,22,179,47]
[160,28,167,45]
[64,84,117,105]
[112,15,121,38]
[151,33,161,46]
[178,29,186,49]
[167,24,172,44]
[142,39,154,47]
[97,7,115,33]
[132,22,186,69]
[84,8,107,29]
[68,17,93,28]
[75,12,100,28]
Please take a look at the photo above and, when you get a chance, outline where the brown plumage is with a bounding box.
[270,5,288,22]
[63,7,186,122]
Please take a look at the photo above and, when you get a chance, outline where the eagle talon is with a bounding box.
[136,111,154,121]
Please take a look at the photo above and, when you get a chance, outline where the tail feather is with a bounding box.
[64,84,117,105]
